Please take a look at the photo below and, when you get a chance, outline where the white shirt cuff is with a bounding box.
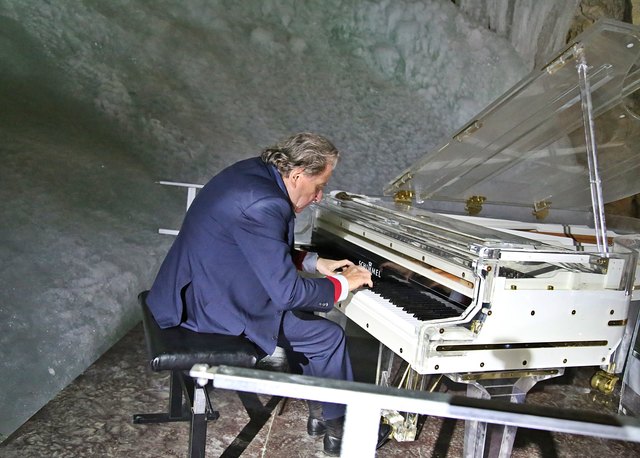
[331,274,349,302]
[302,251,319,273]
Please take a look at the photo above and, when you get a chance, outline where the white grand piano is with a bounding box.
[309,19,640,456]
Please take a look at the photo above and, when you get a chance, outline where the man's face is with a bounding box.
[286,164,333,213]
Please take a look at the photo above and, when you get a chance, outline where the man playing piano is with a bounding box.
[146,132,391,455]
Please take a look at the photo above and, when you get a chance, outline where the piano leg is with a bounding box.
[449,369,564,458]
[376,343,439,441]
[374,341,565,454]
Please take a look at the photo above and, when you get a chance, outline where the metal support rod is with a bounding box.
[342,403,381,457]
[188,385,208,458]
[576,47,609,254]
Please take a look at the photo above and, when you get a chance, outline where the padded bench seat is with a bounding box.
[138,290,261,372]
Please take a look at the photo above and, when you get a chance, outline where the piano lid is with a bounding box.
[385,19,640,216]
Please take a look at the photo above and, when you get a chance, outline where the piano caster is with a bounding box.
[381,409,417,441]
[590,370,619,394]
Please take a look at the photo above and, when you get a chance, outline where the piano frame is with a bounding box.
[309,18,640,454]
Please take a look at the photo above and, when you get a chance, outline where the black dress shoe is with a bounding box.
[307,400,326,436]
[323,416,392,456]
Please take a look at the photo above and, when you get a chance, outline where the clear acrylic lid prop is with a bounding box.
[385,19,640,252]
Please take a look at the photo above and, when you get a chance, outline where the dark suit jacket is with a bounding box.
[147,157,335,354]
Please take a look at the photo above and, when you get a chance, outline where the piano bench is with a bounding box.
[133,291,287,458]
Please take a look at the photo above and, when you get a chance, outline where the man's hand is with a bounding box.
[341,264,373,291]
[316,257,354,276]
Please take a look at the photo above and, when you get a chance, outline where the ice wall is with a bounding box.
[0,0,543,440]
[1,0,529,193]
[455,0,581,69]
[0,12,182,440]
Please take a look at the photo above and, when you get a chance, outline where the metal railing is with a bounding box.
[190,364,640,457]
[156,181,203,235]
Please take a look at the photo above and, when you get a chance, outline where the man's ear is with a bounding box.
[290,167,305,186]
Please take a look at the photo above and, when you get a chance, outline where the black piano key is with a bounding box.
[370,277,462,321]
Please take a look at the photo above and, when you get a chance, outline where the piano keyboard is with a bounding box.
[370,277,463,321]
[346,288,421,337]
[339,277,465,339]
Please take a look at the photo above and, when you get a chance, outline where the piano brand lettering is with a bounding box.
[359,260,381,278]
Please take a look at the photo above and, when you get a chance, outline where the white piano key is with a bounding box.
[348,288,422,336]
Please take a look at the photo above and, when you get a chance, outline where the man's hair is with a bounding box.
[260,132,339,177]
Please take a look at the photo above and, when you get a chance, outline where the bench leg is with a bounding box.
[133,371,189,423]
[189,383,208,458]
[133,371,218,424]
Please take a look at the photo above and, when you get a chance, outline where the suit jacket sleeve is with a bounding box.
[233,195,335,312]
